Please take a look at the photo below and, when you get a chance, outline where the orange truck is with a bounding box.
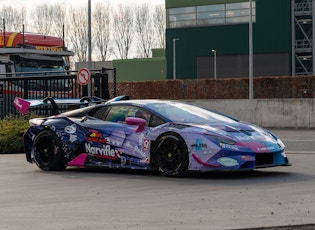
[0,32,73,76]
[0,32,74,117]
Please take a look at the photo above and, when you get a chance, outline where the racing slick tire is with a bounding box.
[33,130,66,171]
[153,133,189,177]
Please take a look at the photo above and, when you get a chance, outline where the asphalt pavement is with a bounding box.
[268,128,315,154]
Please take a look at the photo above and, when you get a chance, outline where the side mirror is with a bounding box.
[125,117,146,132]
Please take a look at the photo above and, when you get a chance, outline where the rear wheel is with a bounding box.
[153,133,189,177]
[33,130,66,171]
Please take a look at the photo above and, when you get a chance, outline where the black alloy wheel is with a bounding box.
[33,130,66,171]
[154,133,189,177]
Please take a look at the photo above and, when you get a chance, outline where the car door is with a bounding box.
[85,105,153,169]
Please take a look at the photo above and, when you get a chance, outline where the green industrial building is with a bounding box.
[165,0,314,79]
[113,49,166,82]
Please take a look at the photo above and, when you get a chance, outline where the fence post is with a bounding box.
[100,68,109,99]
[94,73,100,98]
[24,79,29,99]
[113,68,117,97]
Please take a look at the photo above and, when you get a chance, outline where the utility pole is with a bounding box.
[88,0,92,97]
[249,0,254,100]
[212,49,217,79]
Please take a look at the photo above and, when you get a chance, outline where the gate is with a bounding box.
[0,68,116,119]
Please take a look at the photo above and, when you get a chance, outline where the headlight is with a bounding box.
[206,134,236,145]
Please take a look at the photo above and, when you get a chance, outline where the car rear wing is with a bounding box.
[14,95,130,115]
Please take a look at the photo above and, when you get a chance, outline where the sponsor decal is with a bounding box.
[120,156,126,166]
[64,124,76,134]
[134,146,147,158]
[241,155,253,160]
[13,97,31,114]
[235,135,252,141]
[35,46,63,52]
[217,157,239,167]
[191,139,207,151]
[257,146,276,152]
[86,132,110,144]
[140,157,150,163]
[85,143,120,159]
[256,142,275,152]
[220,143,239,151]
[69,134,77,143]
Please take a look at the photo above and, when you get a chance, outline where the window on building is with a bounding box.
[167,1,256,29]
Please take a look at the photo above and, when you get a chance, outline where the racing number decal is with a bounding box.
[143,139,150,151]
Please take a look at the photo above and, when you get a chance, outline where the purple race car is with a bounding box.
[23,97,290,177]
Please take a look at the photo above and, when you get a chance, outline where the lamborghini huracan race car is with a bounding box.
[23,96,290,177]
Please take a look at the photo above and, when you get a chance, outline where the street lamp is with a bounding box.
[212,49,217,79]
[173,38,179,80]
[88,0,92,97]
[249,0,253,100]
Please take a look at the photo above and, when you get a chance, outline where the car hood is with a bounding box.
[178,121,281,144]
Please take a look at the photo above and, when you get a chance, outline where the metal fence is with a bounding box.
[0,68,116,118]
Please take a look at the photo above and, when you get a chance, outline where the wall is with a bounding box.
[113,57,166,82]
[186,99,315,128]
[116,76,315,99]
[116,75,315,128]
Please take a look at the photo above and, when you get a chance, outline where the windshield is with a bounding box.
[10,55,65,75]
[147,102,237,124]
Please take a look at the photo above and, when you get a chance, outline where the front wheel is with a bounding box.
[153,133,189,177]
[32,130,66,171]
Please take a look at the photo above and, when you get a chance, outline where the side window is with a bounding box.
[0,64,10,77]
[5,64,13,77]
[150,114,165,127]
[105,106,129,123]
[128,108,150,121]
[91,107,110,120]
[0,65,5,76]
[93,105,166,127]
[128,107,165,127]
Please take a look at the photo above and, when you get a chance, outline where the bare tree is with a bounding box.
[2,2,165,60]
[32,4,54,34]
[112,4,134,59]
[68,6,89,62]
[1,5,27,31]
[153,4,166,48]
[135,4,155,58]
[93,2,112,61]
[51,3,67,38]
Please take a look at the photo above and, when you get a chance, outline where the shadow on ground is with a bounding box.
[238,224,315,230]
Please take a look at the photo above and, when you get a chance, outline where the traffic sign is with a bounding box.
[77,68,91,85]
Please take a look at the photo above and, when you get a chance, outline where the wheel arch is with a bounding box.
[150,131,189,176]
[32,128,66,171]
